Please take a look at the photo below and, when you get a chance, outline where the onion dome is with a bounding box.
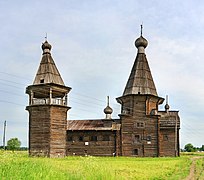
[135,25,148,53]
[164,104,170,112]
[104,96,113,119]
[165,103,170,111]
[104,105,113,114]
[135,36,148,48]
[42,40,52,54]
[165,95,170,112]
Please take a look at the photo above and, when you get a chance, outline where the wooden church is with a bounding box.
[26,29,180,157]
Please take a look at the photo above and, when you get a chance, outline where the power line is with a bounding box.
[0,89,23,97]
[72,92,106,103]
[0,100,25,106]
[0,82,23,89]
[0,78,26,86]
[0,71,32,81]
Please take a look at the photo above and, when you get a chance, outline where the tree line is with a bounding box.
[183,143,204,152]
[0,137,28,151]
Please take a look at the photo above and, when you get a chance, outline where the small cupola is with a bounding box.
[135,36,148,48]
[104,96,113,119]
[135,25,148,53]
[42,40,52,54]
[165,95,170,112]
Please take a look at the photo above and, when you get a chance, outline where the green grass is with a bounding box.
[181,152,204,156]
[0,151,192,179]
[195,158,204,179]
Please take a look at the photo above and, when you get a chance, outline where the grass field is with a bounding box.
[0,151,200,179]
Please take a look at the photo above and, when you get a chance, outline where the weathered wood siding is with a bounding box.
[27,105,50,156]
[118,95,161,157]
[159,129,177,156]
[66,130,120,156]
[27,105,68,157]
[158,111,180,156]
[49,106,68,157]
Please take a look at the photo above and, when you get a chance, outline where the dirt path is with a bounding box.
[185,156,203,180]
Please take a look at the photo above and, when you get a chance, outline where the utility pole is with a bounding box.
[3,120,6,150]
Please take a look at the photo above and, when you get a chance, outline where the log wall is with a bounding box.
[119,95,161,157]
[66,130,120,156]
[27,104,68,157]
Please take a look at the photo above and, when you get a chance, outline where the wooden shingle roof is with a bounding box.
[67,120,121,131]
[123,36,158,96]
[33,41,65,86]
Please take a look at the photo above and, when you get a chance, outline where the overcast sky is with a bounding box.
[0,0,203,148]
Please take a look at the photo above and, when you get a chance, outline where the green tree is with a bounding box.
[200,145,204,151]
[7,138,21,151]
[184,143,196,152]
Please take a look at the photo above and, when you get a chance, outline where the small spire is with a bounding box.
[135,24,148,53]
[140,24,143,36]
[45,33,48,41]
[107,96,110,106]
[166,95,168,104]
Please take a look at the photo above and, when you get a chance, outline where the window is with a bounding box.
[122,108,130,114]
[134,122,145,128]
[133,149,138,155]
[134,135,140,143]
[67,136,73,141]
[147,135,152,141]
[164,135,168,141]
[140,122,144,127]
[40,79,44,83]
[103,135,110,141]
[90,136,97,141]
[78,136,84,141]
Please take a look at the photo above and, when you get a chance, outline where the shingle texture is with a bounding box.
[67,120,120,131]
[33,47,64,86]
[123,53,157,96]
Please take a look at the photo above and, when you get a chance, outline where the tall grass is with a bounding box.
[0,151,191,179]
[195,158,204,179]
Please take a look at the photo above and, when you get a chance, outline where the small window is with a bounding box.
[67,136,73,141]
[40,79,44,83]
[147,135,152,141]
[90,136,97,141]
[122,107,131,115]
[134,122,145,128]
[164,135,168,141]
[78,136,84,141]
[134,135,140,143]
[133,149,138,155]
[103,135,110,141]
[140,122,144,127]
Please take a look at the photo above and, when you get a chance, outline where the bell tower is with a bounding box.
[117,26,164,157]
[26,40,71,157]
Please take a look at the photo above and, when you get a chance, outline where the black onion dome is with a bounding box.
[165,103,170,110]
[135,36,148,48]
[42,40,52,50]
